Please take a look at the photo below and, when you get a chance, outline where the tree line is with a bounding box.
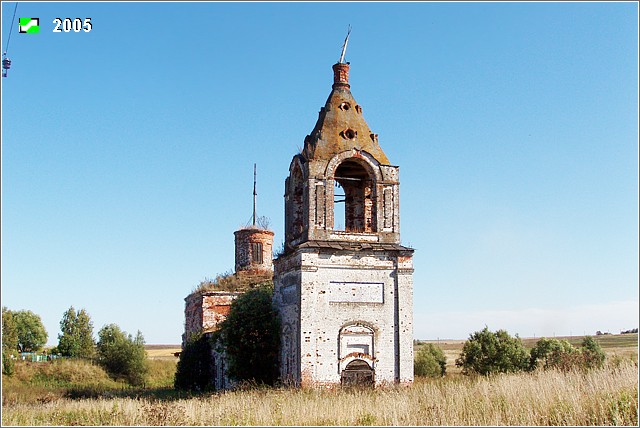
[2,306,148,386]
[414,326,607,378]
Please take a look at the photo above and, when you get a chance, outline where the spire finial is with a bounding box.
[252,163,257,226]
[338,25,351,64]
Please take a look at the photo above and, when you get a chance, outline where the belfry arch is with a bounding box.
[326,151,382,234]
[333,159,376,232]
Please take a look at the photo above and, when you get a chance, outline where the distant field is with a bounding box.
[144,345,181,360]
[418,332,638,351]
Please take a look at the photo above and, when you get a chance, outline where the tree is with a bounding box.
[13,310,48,352]
[529,336,606,372]
[455,327,529,375]
[218,285,280,385]
[174,333,213,391]
[2,307,18,353]
[414,343,446,377]
[96,324,148,386]
[2,307,18,375]
[57,306,96,358]
[580,336,606,369]
[529,337,578,371]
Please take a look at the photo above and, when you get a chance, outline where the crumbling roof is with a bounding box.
[191,270,273,295]
[297,240,413,253]
[302,63,390,165]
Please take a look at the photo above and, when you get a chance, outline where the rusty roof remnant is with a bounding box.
[302,62,390,165]
[298,240,413,253]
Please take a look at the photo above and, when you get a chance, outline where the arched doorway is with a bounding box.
[341,359,374,387]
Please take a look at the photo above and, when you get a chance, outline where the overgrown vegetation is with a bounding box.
[2,334,636,425]
[2,358,637,426]
[455,327,529,375]
[528,336,605,372]
[414,343,446,377]
[193,270,273,294]
[529,337,577,370]
[174,333,213,392]
[2,307,18,375]
[96,324,149,387]
[455,327,609,376]
[217,284,281,386]
[2,307,18,352]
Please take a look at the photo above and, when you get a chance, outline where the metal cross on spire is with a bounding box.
[253,163,257,226]
[339,25,352,64]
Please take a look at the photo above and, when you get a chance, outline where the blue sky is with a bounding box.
[1,1,638,345]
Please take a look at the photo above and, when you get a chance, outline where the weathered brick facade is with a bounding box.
[182,226,274,390]
[273,61,414,387]
[234,228,274,273]
[183,291,240,344]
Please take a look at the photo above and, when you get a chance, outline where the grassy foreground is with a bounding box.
[2,335,637,426]
[2,361,637,425]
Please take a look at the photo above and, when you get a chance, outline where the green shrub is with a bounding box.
[580,336,606,369]
[529,336,606,372]
[218,284,280,385]
[174,333,213,391]
[3,354,15,376]
[2,307,18,354]
[414,344,446,377]
[96,324,148,387]
[529,337,577,371]
[455,327,529,375]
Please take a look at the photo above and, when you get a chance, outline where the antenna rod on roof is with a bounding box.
[339,25,351,64]
[253,163,257,227]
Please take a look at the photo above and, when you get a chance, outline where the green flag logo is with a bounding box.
[19,18,40,34]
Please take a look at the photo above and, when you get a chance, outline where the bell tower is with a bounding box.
[274,54,414,387]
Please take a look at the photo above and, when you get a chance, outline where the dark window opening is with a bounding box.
[252,242,263,264]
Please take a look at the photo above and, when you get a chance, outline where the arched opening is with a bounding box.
[289,164,304,239]
[341,359,374,387]
[333,160,376,233]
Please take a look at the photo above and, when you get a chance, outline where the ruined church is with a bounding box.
[183,56,414,388]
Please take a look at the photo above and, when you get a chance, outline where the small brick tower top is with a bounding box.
[234,164,274,273]
[234,227,274,273]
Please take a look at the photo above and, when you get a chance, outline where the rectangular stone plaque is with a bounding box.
[328,281,384,303]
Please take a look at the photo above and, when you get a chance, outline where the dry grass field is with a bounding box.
[2,334,637,426]
[144,345,181,361]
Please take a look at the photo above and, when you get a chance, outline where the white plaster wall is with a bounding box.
[298,250,411,386]
[275,247,414,387]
